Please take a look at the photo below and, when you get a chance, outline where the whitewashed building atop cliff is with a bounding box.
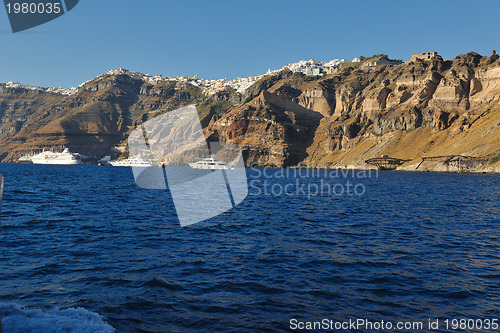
[285,59,323,76]
[285,58,348,76]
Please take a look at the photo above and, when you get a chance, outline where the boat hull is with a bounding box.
[188,163,231,170]
[18,158,33,164]
[109,158,153,167]
[30,158,81,165]
[109,162,152,167]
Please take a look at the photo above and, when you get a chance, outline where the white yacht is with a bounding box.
[30,148,81,165]
[188,155,233,170]
[109,156,153,167]
[18,155,33,164]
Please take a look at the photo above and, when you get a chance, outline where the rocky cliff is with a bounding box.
[0,74,208,160]
[207,51,500,172]
[1,51,499,172]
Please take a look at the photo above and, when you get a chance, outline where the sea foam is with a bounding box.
[0,303,115,333]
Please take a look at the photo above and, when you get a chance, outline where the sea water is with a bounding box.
[0,164,498,332]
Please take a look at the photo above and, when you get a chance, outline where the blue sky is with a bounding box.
[1,0,499,88]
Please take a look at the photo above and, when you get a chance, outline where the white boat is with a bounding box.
[109,156,153,167]
[18,155,33,164]
[30,148,81,165]
[188,156,233,170]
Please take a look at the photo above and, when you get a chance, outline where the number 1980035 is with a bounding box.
[6,2,62,14]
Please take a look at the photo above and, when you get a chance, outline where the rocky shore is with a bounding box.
[0,51,499,173]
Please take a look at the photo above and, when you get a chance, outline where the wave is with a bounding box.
[0,303,115,333]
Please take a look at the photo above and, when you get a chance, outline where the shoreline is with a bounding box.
[2,162,499,174]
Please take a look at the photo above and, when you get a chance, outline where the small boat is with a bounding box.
[18,155,33,164]
[30,148,81,165]
[188,155,233,170]
[109,156,153,167]
[97,156,112,166]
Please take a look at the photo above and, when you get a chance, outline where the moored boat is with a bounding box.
[18,155,33,164]
[98,156,112,166]
[30,148,81,165]
[188,156,233,170]
[109,156,153,167]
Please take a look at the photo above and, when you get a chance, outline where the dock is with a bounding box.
[365,155,410,170]
[416,154,492,172]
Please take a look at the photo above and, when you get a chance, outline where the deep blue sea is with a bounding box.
[0,164,498,332]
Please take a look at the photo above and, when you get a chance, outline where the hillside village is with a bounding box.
[3,54,417,98]
[101,57,358,96]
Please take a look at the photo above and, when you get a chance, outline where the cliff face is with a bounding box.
[0,74,204,160]
[1,51,499,171]
[207,51,500,171]
[208,89,323,166]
